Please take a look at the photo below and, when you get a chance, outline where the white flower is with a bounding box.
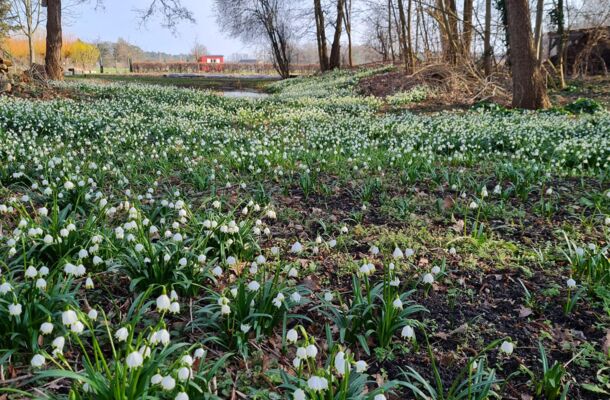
[40,322,54,335]
[288,267,299,278]
[307,376,328,392]
[272,292,285,308]
[226,256,237,265]
[334,351,350,375]
[286,329,299,343]
[126,351,143,369]
[293,388,306,400]
[469,201,478,209]
[62,310,78,326]
[355,360,367,373]
[212,266,223,277]
[115,327,129,342]
[500,341,514,355]
[31,354,46,368]
[291,241,303,253]
[175,393,189,400]
[161,375,176,390]
[306,344,318,358]
[292,357,301,368]
[431,266,441,275]
[0,282,12,294]
[194,348,205,359]
[291,292,302,303]
[177,366,191,381]
[71,321,85,334]
[221,304,231,315]
[85,277,94,289]
[170,302,180,314]
[392,247,404,259]
[25,266,38,278]
[64,181,75,190]
[392,297,403,310]
[88,309,98,320]
[240,324,251,333]
[370,245,379,255]
[156,294,171,311]
[247,281,260,292]
[36,278,47,290]
[401,325,415,339]
[374,395,387,400]
[422,273,434,284]
[566,278,576,288]
[296,347,307,359]
[546,188,553,195]
[151,374,163,385]
[324,292,334,302]
[52,336,65,351]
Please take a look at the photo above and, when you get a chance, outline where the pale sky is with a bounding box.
[66,0,251,55]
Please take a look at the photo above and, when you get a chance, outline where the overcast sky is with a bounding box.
[66,0,251,55]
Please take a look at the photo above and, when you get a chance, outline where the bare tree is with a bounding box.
[10,0,43,66]
[191,38,208,62]
[215,0,294,78]
[313,0,329,70]
[483,0,492,75]
[43,0,62,79]
[506,0,551,109]
[329,0,345,69]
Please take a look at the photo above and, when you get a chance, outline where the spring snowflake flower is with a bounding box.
[293,389,306,400]
[226,256,237,265]
[306,344,318,358]
[212,266,223,277]
[126,351,143,369]
[288,267,299,278]
[151,374,163,385]
[170,301,180,314]
[36,278,47,290]
[431,266,441,275]
[401,325,415,339]
[291,241,303,253]
[88,309,98,320]
[422,273,434,284]
[194,348,205,359]
[25,266,38,278]
[247,281,261,292]
[286,329,299,343]
[85,277,94,289]
[405,248,414,257]
[64,181,75,190]
[31,354,46,368]
[296,347,307,359]
[469,201,478,209]
[334,351,350,375]
[392,247,404,259]
[0,282,12,294]
[161,375,176,390]
[307,376,328,392]
[177,366,192,381]
[355,360,367,373]
[272,292,285,308]
[175,393,189,400]
[500,341,514,355]
[62,310,77,326]
[181,354,194,366]
[374,395,387,400]
[40,322,54,335]
[566,278,576,288]
[240,324,251,333]
[324,292,334,302]
[291,292,302,303]
[71,321,85,334]
[392,297,403,310]
[115,327,129,342]
[359,263,375,276]
[156,294,171,311]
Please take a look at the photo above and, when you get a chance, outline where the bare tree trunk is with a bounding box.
[329,0,345,69]
[483,0,492,75]
[506,0,551,109]
[555,0,566,88]
[534,0,544,62]
[45,0,63,80]
[344,0,353,67]
[388,0,396,61]
[313,0,329,71]
[407,0,414,68]
[396,0,412,73]
[462,0,473,57]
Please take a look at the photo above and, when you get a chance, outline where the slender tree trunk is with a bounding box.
[396,0,411,73]
[555,0,566,88]
[462,0,473,57]
[329,0,345,69]
[313,0,329,71]
[506,0,551,109]
[483,0,492,75]
[534,0,544,62]
[344,0,353,67]
[388,0,396,61]
[407,0,414,68]
[45,0,63,80]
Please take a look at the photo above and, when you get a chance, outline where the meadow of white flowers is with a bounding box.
[0,69,608,399]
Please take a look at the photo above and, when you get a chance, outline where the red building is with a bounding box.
[199,55,224,64]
